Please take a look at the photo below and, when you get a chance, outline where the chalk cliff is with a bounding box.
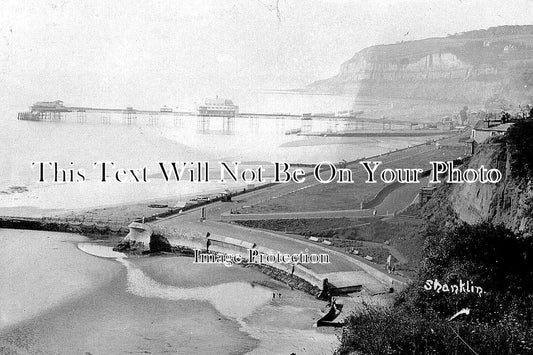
[307,26,533,104]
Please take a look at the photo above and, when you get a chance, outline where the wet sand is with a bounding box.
[128,255,340,354]
[0,229,122,329]
[0,272,258,355]
[0,234,340,354]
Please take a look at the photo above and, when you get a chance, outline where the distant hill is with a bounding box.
[307,25,533,105]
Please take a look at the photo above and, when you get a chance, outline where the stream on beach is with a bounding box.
[0,229,339,354]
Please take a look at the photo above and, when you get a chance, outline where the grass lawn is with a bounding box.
[234,213,425,279]
[240,143,465,214]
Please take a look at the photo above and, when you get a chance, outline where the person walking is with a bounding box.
[386,254,392,274]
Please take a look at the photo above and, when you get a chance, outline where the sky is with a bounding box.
[1,0,533,111]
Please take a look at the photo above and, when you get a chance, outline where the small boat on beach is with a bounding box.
[316,300,344,327]
[285,128,302,135]
[148,203,168,208]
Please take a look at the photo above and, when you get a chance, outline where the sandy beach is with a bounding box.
[0,233,344,354]
[0,229,122,330]
[114,250,342,355]
[135,256,341,354]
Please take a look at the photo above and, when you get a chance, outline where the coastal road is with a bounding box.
[157,218,361,274]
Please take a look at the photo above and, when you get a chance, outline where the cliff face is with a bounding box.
[424,136,533,236]
[308,26,533,104]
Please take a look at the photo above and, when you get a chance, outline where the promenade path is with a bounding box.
[158,218,359,274]
[221,209,383,220]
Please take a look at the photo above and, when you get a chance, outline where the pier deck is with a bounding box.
[18,101,436,127]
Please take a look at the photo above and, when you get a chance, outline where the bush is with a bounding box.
[336,222,533,354]
[397,222,533,323]
[336,303,520,355]
[506,120,533,180]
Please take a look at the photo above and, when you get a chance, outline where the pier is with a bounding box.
[240,111,434,128]
[17,100,436,129]
[17,100,194,122]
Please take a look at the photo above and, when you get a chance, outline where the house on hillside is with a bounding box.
[471,120,514,143]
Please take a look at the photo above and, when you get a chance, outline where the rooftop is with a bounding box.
[473,120,514,132]
[203,98,235,106]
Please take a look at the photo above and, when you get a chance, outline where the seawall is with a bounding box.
[0,216,128,236]
[149,224,327,292]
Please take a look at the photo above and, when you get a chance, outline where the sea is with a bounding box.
[0,92,425,354]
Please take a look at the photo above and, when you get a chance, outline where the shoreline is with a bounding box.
[0,230,353,355]
[0,230,123,331]
[127,252,342,355]
[83,243,340,354]
[117,241,325,298]
[1,249,261,355]
[299,130,453,138]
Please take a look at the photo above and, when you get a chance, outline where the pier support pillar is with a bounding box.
[123,111,137,125]
[196,116,210,133]
[173,116,183,127]
[100,113,110,124]
[149,114,159,126]
[77,110,87,123]
[222,117,235,135]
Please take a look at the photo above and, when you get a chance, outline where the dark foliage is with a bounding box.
[397,223,533,323]
[336,303,526,355]
[506,119,533,180]
[337,222,533,355]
